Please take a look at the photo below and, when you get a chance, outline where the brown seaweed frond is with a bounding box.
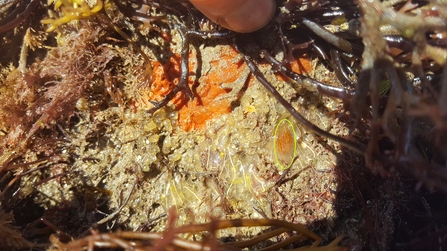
[42,0,154,85]
[0,26,115,164]
[350,0,447,190]
[50,211,347,251]
[0,209,33,251]
[0,0,40,34]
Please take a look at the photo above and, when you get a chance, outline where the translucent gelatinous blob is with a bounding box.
[274,118,297,170]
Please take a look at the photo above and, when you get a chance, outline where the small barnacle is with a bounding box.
[42,0,103,32]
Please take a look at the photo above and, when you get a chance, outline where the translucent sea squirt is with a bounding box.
[274,118,297,170]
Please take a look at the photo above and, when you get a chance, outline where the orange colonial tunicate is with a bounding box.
[290,55,313,74]
[276,55,313,82]
[143,52,196,112]
[177,46,247,131]
[145,46,247,131]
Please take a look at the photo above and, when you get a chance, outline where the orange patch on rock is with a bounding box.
[276,55,313,81]
[143,48,310,131]
[291,55,313,74]
[146,53,195,106]
[178,46,246,131]
[146,46,245,131]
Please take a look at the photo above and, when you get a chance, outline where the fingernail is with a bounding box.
[189,0,276,33]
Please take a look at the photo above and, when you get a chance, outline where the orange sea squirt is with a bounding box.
[274,118,297,170]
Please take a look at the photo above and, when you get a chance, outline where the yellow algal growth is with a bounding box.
[42,0,104,32]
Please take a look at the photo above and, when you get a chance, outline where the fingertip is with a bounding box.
[190,0,276,33]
